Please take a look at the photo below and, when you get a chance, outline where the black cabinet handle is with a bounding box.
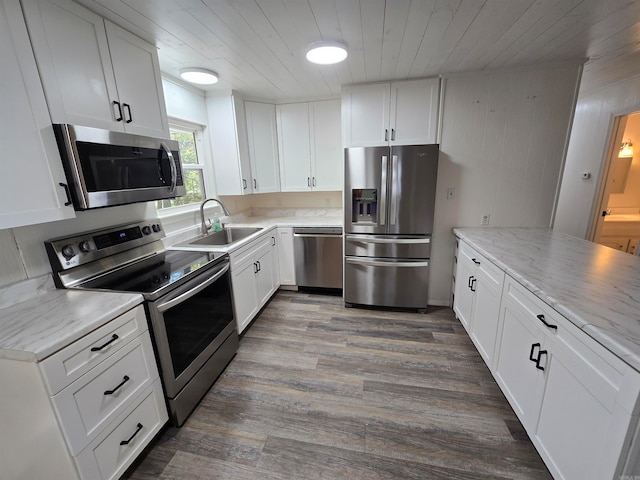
[537,314,557,330]
[59,183,72,206]
[536,350,547,371]
[312,177,316,187]
[391,128,395,141]
[91,333,119,352]
[271,236,276,246]
[243,179,247,190]
[113,100,123,121]
[120,423,143,446]
[472,258,480,265]
[256,260,261,272]
[123,103,133,123]
[307,177,311,187]
[253,178,257,189]
[253,262,258,274]
[529,343,540,362]
[470,278,476,292]
[104,375,130,395]
[468,276,474,289]
[384,129,389,142]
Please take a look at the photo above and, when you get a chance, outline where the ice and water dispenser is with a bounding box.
[351,189,378,224]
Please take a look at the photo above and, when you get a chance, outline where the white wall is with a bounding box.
[554,71,640,238]
[429,64,581,306]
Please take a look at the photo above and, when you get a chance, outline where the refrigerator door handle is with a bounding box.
[346,257,429,268]
[380,155,388,226]
[346,235,430,244]
[389,155,399,225]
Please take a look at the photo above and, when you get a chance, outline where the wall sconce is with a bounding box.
[619,140,634,157]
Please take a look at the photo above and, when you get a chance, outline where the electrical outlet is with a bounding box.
[447,187,455,199]
[481,214,490,226]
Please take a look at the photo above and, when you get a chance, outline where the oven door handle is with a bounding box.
[156,263,229,313]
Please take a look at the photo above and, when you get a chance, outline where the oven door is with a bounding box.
[147,259,235,398]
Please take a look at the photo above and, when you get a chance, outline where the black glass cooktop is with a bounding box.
[80,250,224,299]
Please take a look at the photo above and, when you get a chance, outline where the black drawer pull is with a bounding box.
[120,423,143,446]
[104,375,130,395]
[59,183,72,206]
[256,260,261,272]
[472,258,480,265]
[90,334,119,352]
[536,350,547,371]
[470,277,476,292]
[468,276,474,289]
[529,343,540,362]
[537,314,557,330]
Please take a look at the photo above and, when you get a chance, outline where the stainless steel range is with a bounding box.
[45,219,238,426]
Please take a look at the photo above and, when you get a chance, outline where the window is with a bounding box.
[156,122,207,209]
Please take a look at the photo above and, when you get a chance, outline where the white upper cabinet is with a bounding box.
[342,78,440,147]
[22,0,169,138]
[207,94,253,195]
[0,0,75,229]
[277,99,342,192]
[245,101,280,193]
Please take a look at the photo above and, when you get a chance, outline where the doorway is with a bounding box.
[591,111,640,255]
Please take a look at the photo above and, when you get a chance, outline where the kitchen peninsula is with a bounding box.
[453,227,640,480]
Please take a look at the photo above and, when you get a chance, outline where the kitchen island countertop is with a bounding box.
[0,275,142,362]
[454,227,640,372]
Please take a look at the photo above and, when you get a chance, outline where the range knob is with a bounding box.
[79,240,94,252]
[142,226,152,235]
[152,224,161,232]
[61,245,76,260]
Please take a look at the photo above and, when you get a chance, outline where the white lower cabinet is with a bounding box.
[230,230,279,333]
[453,241,504,367]
[453,239,640,480]
[1,304,167,480]
[277,227,296,286]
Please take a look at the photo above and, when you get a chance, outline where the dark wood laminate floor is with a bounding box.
[123,291,552,480]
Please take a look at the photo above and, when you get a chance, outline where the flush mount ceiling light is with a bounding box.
[179,68,219,85]
[619,139,634,158]
[306,41,348,65]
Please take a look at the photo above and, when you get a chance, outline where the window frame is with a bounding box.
[156,118,215,217]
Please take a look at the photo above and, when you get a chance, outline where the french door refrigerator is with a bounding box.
[344,144,439,311]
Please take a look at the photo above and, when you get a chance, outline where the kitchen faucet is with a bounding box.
[200,198,231,234]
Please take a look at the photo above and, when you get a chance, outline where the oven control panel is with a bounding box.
[45,219,165,271]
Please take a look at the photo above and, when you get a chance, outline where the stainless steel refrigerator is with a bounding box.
[343,144,439,311]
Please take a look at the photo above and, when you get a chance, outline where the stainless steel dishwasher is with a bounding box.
[293,227,343,289]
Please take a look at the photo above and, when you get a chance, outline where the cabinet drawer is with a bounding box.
[75,380,167,480]
[52,332,159,455]
[40,305,147,395]
[230,232,272,269]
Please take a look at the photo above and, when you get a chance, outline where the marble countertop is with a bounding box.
[453,227,640,372]
[0,280,142,362]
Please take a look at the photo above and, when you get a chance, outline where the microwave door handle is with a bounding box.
[156,263,230,313]
[380,155,387,226]
[161,142,178,194]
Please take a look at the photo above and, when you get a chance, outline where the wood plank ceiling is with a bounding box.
[76,0,640,100]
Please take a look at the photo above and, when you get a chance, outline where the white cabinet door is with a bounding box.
[469,259,504,368]
[0,0,75,228]
[389,78,439,145]
[452,244,476,332]
[245,101,280,193]
[341,83,390,147]
[310,99,343,191]
[22,0,120,130]
[104,21,168,138]
[231,256,259,334]
[277,103,311,191]
[207,95,252,195]
[255,241,275,305]
[494,294,546,430]
[22,0,168,137]
[277,228,296,286]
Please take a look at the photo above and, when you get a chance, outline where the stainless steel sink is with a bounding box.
[187,227,263,246]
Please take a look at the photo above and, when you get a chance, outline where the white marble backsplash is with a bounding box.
[250,207,343,217]
[454,227,640,371]
[0,274,55,310]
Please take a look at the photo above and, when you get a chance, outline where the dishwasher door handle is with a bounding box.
[345,257,429,268]
[293,233,343,239]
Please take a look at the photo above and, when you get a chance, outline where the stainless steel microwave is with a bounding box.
[53,124,185,210]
